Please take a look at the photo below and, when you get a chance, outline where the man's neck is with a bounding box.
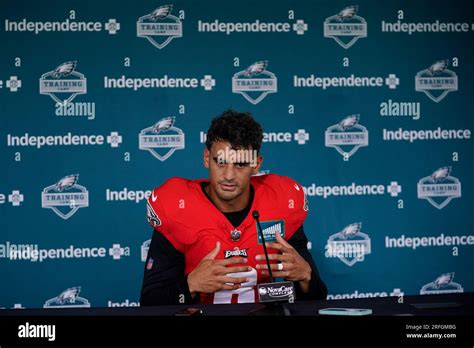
[204,184,250,213]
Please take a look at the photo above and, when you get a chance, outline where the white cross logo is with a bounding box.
[8,190,24,206]
[107,132,122,148]
[385,74,399,89]
[294,129,309,145]
[200,75,215,91]
[109,244,125,260]
[6,76,21,92]
[105,19,120,34]
[390,288,404,297]
[293,20,308,35]
[387,181,402,197]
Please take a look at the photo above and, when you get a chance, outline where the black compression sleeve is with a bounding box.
[139,230,198,306]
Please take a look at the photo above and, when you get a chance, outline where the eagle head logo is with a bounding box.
[340,223,361,239]
[52,61,77,78]
[55,174,79,192]
[152,117,175,133]
[338,114,360,131]
[57,287,81,304]
[336,5,358,22]
[243,61,268,77]
[428,60,449,76]
[433,273,454,289]
[429,167,451,183]
[151,4,173,20]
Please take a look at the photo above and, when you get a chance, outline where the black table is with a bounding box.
[2,292,473,316]
[1,293,473,345]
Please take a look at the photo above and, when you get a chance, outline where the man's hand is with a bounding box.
[255,232,312,293]
[187,241,251,297]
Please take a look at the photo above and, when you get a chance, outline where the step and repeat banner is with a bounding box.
[1,0,472,309]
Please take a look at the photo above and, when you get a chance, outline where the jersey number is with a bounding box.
[213,268,257,304]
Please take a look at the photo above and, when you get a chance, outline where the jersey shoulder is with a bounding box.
[146,177,207,251]
[147,177,200,226]
[252,174,309,240]
[252,173,308,213]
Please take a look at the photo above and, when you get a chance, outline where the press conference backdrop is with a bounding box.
[1,0,473,309]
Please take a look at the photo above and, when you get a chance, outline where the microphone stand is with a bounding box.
[250,211,292,316]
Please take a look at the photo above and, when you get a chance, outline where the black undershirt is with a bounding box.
[199,182,254,228]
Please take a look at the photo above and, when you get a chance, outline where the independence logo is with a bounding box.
[415,60,458,103]
[137,4,182,49]
[39,61,86,105]
[197,19,308,35]
[41,174,89,220]
[417,166,461,209]
[232,61,277,105]
[324,5,367,49]
[5,16,120,35]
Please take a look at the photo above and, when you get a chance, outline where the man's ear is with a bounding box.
[203,148,210,169]
[252,155,263,174]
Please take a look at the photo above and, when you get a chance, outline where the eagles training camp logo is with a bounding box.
[324,5,367,49]
[420,273,464,295]
[417,166,462,209]
[232,60,278,105]
[41,174,89,220]
[139,116,185,161]
[43,286,91,308]
[39,61,87,105]
[325,222,371,267]
[325,114,369,160]
[137,4,183,49]
[415,60,458,103]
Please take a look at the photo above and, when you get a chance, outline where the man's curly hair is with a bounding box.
[205,110,263,153]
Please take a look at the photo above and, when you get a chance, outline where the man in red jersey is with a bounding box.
[140,110,327,305]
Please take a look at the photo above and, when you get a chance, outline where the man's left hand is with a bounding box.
[255,232,312,287]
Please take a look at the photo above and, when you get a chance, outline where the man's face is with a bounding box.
[204,141,262,203]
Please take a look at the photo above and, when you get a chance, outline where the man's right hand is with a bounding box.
[187,241,250,297]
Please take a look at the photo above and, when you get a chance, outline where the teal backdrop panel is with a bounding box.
[0,0,472,308]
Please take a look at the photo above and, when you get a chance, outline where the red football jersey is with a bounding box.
[146,173,308,304]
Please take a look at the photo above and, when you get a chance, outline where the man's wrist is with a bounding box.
[303,267,312,283]
[187,274,197,298]
[297,264,312,293]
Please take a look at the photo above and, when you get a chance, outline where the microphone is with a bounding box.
[251,210,294,316]
[252,210,274,283]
